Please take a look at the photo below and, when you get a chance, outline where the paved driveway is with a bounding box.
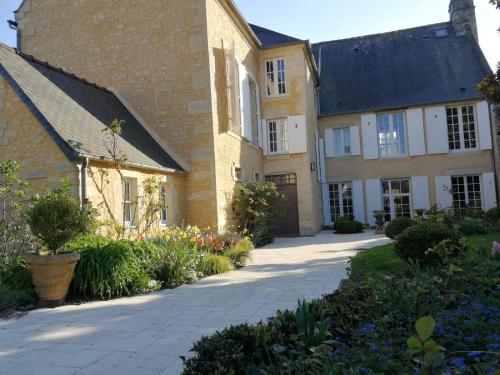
[0,231,390,375]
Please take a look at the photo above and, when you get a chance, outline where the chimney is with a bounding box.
[449,0,478,41]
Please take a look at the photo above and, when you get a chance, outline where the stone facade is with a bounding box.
[12,0,323,235]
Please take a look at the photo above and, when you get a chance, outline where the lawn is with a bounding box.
[350,231,500,278]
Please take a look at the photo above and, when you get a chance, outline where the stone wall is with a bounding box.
[0,77,79,194]
[82,160,185,237]
[16,0,218,228]
[259,44,322,235]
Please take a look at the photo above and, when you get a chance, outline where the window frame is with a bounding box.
[159,185,168,227]
[446,105,478,152]
[381,178,412,222]
[267,118,288,155]
[376,112,408,158]
[265,58,287,98]
[329,182,353,222]
[333,127,351,157]
[451,175,482,211]
[122,179,133,228]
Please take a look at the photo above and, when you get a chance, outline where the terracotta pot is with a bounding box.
[26,253,80,302]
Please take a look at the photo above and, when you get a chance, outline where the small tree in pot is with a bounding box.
[373,210,386,234]
[26,179,94,306]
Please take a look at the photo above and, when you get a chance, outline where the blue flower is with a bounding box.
[370,344,379,351]
[451,357,465,367]
[487,343,500,350]
[467,351,481,358]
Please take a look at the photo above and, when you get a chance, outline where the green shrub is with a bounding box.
[485,207,500,225]
[457,217,488,235]
[385,217,416,239]
[147,238,201,287]
[0,257,35,311]
[223,237,253,268]
[27,180,94,253]
[395,223,461,265]
[199,253,234,276]
[233,182,287,247]
[334,218,363,234]
[69,238,152,299]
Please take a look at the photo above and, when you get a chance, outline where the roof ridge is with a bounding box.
[0,43,112,94]
[312,21,451,46]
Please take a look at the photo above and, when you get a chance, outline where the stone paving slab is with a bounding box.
[0,231,390,375]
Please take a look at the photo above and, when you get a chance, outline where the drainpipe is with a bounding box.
[81,157,89,209]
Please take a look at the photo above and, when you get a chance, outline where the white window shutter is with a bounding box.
[350,125,361,156]
[261,119,268,156]
[322,183,331,226]
[411,176,430,212]
[435,176,453,209]
[365,179,382,226]
[318,138,327,183]
[224,40,236,132]
[324,128,334,158]
[287,115,307,153]
[361,114,378,160]
[238,62,252,141]
[482,172,497,210]
[425,107,449,154]
[477,101,492,150]
[352,180,365,224]
[256,85,262,148]
[407,108,426,156]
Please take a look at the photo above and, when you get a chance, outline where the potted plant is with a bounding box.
[26,180,94,306]
[373,210,385,234]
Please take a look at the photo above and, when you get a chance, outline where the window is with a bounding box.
[248,77,260,145]
[254,171,262,182]
[333,128,351,156]
[123,179,133,228]
[233,166,244,182]
[329,182,353,222]
[447,105,477,151]
[377,113,407,157]
[268,119,288,154]
[382,179,412,222]
[159,186,168,226]
[451,175,482,211]
[265,58,286,97]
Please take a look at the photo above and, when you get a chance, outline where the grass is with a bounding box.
[350,231,500,278]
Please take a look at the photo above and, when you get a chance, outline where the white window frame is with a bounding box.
[377,113,408,158]
[382,178,412,222]
[329,182,353,222]
[265,58,286,98]
[267,119,288,155]
[123,179,133,228]
[446,105,478,152]
[333,127,351,157]
[451,175,482,210]
[159,185,168,227]
[233,166,244,182]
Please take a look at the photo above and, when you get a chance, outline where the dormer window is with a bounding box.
[265,58,286,97]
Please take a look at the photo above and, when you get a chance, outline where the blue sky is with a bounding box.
[0,0,498,68]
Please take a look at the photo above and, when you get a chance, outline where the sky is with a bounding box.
[0,0,498,68]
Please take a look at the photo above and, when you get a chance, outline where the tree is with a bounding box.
[477,0,500,104]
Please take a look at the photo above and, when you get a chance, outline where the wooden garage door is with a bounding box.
[266,173,299,237]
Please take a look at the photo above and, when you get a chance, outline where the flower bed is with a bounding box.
[182,232,500,374]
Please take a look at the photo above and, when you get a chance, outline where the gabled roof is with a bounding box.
[0,44,183,172]
[249,24,302,48]
[312,22,491,116]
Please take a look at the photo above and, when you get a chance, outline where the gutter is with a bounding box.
[81,157,89,209]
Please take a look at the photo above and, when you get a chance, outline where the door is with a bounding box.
[266,173,300,236]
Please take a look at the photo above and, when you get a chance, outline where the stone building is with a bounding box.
[0,0,496,234]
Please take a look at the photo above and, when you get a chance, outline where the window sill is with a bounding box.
[327,154,355,160]
[447,149,482,156]
[266,153,290,159]
[264,94,288,100]
[226,130,243,141]
[246,141,261,151]
[379,154,409,161]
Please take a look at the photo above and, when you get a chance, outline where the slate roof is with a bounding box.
[311,22,491,116]
[0,44,183,171]
[249,24,303,48]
